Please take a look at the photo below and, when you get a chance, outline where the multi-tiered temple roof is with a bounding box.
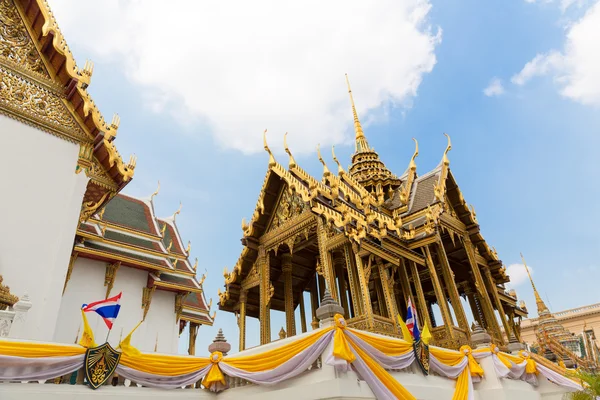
[219,76,527,350]
[74,190,214,328]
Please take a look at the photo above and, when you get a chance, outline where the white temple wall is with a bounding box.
[0,115,88,342]
[55,258,179,354]
[140,289,178,354]
[55,257,154,348]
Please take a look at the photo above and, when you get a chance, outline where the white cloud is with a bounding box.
[48,0,441,155]
[483,77,505,96]
[506,263,533,287]
[512,1,600,106]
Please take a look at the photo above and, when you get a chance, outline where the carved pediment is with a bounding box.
[268,188,309,232]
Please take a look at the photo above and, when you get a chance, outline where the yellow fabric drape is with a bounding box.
[518,350,538,374]
[79,309,97,348]
[346,335,416,400]
[333,324,355,363]
[461,346,484,378]
[452,367,470,400]
[397,314,414,344]
[118,320,143,357]
[223,327,333,372]
[349,329,412,357]
[203,352,226,389]
[120,352,210,376]
[0,340,85,358]
[430,346,465,367]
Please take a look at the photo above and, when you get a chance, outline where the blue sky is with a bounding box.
[49,0,600,354]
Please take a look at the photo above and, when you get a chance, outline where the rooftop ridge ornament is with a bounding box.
[442,133,452,166]
[173,202,182,222]
[283,132,296,168]
[521,253,548,313]
[409,138,419,171]
[150,181,160,201]
[316,144,330,177]
[331,146,345,174]
[263,129,276,167]
[345,73,370,153]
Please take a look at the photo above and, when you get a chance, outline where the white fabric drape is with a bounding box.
[430,354,474,400]
[0,354,84,381]
[219,330,334,386]
[537,364,583,391]
[472,350,512,378]
[345,331,415,370]
[346,344,397,400]
[115,364,212,389]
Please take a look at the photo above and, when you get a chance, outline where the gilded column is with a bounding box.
[344,243,363,317]
[483,267,512,338]
[435,239,469,333]
[351,242,374,329]
[408,260,432,329]
[424,246,453,336]
[299,292,307,333]
[310,277,320,330]
[239,289,247,351]
[188,322,199,355]
[398,259,416,320]
[259,246,271,345]
[377,261,399,326]
[316,218,337,299]
[466,289,484,328]
[282,253,296,337]
[463,236,502,341]
[334,252,349,317]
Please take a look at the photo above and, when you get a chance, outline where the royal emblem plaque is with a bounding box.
[84,342,121,389]
[413,340,430,375]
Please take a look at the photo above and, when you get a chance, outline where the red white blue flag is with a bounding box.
[406,298,421,342]
[82,292,122,329]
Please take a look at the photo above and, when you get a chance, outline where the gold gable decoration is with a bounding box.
[268,188,309,232]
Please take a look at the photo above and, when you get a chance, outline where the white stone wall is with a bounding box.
[0,115,89,342]
[56,257,178,353]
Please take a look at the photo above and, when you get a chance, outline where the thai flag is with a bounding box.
[406,298,421,342]
[82,292,122,329]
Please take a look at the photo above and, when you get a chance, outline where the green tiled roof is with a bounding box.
[104,230,157,251]
[104,195,153,233]
[84,242,167,267]
[161,274,195,287]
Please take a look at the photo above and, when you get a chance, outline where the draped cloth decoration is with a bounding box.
[0,340,86,382]
[429,346,477,400]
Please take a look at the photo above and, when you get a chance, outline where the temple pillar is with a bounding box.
[463,236,502,342]
[424,246,453,336]
[282,253,296,337]
[316,218,337,299]
[259,246,271,345]
[238,289,247,351]
[436,239,469,334]
[408,260,431,329]
[333,252,349,317]
[467,289,485,328]
[299,291,307,333]
[427,301,437,328]
[377,260,398,325]
[344,243,362,317]
[351,243,374,329]
[188,322,199,355]
[397,259,416,320]
[483,267,512,340]
[310,278,320,330]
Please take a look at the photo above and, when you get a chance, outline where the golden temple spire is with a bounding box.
[345,74,370,153]
[521,253,548,313]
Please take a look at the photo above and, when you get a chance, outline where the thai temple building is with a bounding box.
[0,0,597,399]
[0,0,212,353]
[218,75,528,351]
[519,256,599,370]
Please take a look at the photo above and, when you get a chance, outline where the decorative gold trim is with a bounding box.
[104,261,120,299]
[142,286,155,320]
[62,252,78,295]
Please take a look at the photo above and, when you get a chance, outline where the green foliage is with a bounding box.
[564,371,600,400]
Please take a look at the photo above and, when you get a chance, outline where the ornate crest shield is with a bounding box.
[413,340,430,375]
[84,342,121,389]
